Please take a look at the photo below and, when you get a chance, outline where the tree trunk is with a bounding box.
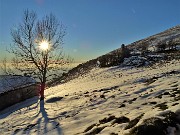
[40,82,45,100]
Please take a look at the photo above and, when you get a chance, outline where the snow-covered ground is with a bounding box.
[0,59,180,135]
[0,75,36,94]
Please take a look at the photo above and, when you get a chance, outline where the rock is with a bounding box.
[100,95,105,98]
[163,92,170,95]
[110,95,115,98]
[84,124,97,132]
[125,114,144,130]
[172,103,179,106]
[155,102,168,110]
[99,115,116,124]
[84,91,89,94]
[112,116,130,125]
[149,101,157,105]
[14,129,21,134]
[119,104,126,108]
[85,126,106,135]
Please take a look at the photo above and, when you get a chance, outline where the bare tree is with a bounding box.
[9,10,70,100]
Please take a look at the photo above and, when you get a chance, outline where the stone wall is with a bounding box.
[0,84,38,111]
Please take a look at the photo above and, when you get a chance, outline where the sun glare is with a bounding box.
[39,41,49,51]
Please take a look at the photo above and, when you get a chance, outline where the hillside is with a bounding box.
[0,59,179,135]
[51,25,180,85]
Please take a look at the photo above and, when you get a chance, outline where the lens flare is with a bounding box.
[39,41,49,51]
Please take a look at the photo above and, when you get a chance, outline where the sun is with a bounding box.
[39,41,49,51]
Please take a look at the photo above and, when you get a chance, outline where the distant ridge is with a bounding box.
[127,25,180,50]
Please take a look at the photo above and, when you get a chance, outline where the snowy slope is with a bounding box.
[0,60,180,135]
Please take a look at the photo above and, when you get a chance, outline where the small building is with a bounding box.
[0,75,38,111]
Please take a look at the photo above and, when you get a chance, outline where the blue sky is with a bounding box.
[0,0,180,62]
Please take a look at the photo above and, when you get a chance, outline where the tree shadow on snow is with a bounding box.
[25,100,63,135]
[0,96,39,119]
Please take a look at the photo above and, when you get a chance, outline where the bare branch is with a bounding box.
[8,9,70,90]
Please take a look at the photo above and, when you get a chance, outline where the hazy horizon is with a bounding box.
[0,62,82,76]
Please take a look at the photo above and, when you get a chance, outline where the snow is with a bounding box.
[0,59,180,135]
[148,54,165,58]
[123,56,149,67]
[177,45,180,50]
[0,75,36,94]
[130,50,142,55]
